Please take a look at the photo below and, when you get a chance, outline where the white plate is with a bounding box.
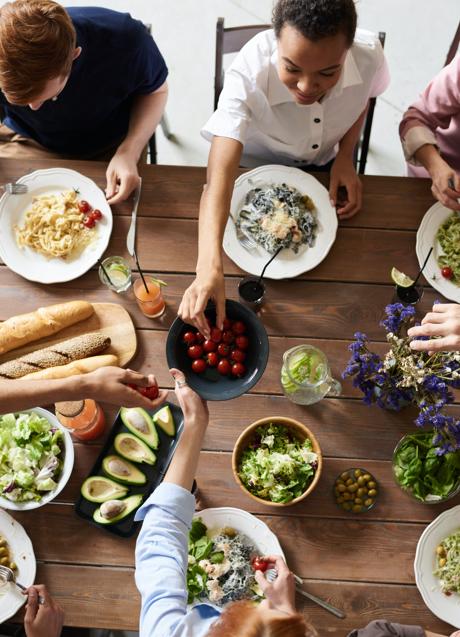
[416,201,460,303]
[0,168,113,283]
[0,407,74,511]
[223,165,338,279]
[414,504,460,628]
[0,508,36,623]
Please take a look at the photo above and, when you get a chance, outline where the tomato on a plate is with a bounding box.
[90,209,102,221]
[232,321,246,335]
[183,331,197,346]
[217,359,231,375]
[78,200,91,214]
[83,216,96,228]
[251,556,269,572]
[187,345,203,359]
[192,359,207,374]
[231,362,246,378]
[441,266,454,279]
[235,335,249,351]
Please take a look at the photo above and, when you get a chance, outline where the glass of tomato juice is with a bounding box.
[133,277,166,318]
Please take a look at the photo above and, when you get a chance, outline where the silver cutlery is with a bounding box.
[2,182,27,195]
[126,178,142,257]
[0,564,45,604]
[265,568,346,619]
[230,215,258,251]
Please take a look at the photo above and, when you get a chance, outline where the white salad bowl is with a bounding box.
[0,407,74,511]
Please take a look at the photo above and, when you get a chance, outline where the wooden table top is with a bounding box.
[6,158,459,634]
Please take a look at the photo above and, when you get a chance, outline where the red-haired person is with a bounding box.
[179,0,389,337]
[0,0,168,203]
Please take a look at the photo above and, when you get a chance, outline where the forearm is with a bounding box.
[413,143,446,175]
[163,419,207,491]
[0,376,88,412]
[117,82,168,162]
[196,137,242,275]
[337,107,367,158]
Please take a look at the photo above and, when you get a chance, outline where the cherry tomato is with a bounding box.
[195,332,205,344]
[235,335,249,351]
[441,266,454,279]
[78,200,91,214]
[251,556,269,572]
[206,352,218,367]
[231,362,246,377]
[90,208,102,221]
[210,327,223,343]
[232,321,246,335]
[187,344,203,359]
[222,318,233,330]
[203,339,217,353]
[217,358,231,375]
[139,384,159,400]
[231,349,246,363]
[183,331,197,346]
[83,216,96,228]
[217,343,230,357]
[192,358,207,373]
[222,330,235,345]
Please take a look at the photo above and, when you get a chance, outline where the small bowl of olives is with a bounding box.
[333,468,379,513]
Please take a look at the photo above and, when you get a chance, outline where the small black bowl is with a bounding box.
[166,300,269,401]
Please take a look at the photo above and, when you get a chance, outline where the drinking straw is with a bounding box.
[257,246,283,286]
[98,258,114,286]
[133,250,149,294]
[413,246,433,286]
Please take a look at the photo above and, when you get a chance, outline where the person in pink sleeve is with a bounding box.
[399,55,460,211]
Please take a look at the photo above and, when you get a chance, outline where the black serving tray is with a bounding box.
[74,401,184,537]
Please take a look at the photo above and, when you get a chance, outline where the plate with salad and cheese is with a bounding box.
[416,201,460,303]
[223,165,338,279]
[187,508,283,607]
[414,504,460,627]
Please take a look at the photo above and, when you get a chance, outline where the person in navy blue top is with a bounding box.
[0,1,168,203]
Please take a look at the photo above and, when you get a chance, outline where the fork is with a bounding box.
[2,182,28,195]
[0,564,45,604]
[229,215,258,251]
[265,568,346,619]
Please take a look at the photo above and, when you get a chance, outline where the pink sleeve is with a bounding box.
[400,55,460,139]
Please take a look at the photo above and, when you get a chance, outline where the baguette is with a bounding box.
[0,301,94,355]
[19,354,118,380]
[0,333,111,379]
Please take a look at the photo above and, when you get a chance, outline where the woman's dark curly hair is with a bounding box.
[272,0,357,47]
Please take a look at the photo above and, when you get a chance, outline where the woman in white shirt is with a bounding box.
[179,0,389,337]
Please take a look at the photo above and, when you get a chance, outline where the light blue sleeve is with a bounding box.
[134,482,196,637]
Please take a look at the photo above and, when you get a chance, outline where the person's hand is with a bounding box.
[105,150,140,205]
[170,368,208,427]
[178,268,226,339]
[23,585,64,637]
[82,366,168,408]
[408,303,460,352]
[428,157,460,212]
[256,555,296,616]
[329,153,362,219]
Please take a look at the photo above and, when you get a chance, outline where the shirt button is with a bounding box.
[312,144,319,149]
[314,118,321,123]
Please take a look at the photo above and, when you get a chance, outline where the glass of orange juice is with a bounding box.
[133,276,166,318]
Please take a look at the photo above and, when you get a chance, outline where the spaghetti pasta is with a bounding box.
[15,190,96,259]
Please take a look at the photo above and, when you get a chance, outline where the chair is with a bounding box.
[445,20,460,66]
[214,17,385,175]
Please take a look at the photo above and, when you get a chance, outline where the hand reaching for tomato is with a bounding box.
[178,268,226,339]
[105,149,141,205]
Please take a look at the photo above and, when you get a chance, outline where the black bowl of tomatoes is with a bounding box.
[166,299,269,401]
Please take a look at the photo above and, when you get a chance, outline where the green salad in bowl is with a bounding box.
[393,431,460,503]
[232,418,322,506]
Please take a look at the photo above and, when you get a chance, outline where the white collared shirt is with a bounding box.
[202,28,390,167]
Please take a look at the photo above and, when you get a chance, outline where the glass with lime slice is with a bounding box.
[98,256,132,293]
[281,344,341,405]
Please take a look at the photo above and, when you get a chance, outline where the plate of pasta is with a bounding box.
[0,168,113,283]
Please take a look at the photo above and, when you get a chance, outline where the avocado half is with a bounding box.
[120,407,159,449]
[102,454,147,485]
[114,433,156,465]
[153,405,176,436]
[93,494,143,525]
[80,476,129,503]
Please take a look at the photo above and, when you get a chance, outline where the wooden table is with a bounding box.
[5,158,459,634]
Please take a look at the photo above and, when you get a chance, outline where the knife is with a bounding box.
[293,574,346,619]
[126,178,142,257]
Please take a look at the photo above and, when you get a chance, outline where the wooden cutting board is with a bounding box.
[0,302,137,367]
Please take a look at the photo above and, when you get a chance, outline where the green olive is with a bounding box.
[438,557,447,567]
[357,476,366,486]
[368,489,378,497]
[0,557,9,566]
[354,498,363,505]
[348,483,358,493]
[340,472,349,481]
[352,504,363,513]
[0,547,6,556]
[354,469,362,478]
[343,492,351,501]
[364,498,374,507]
[436,545,446,557]
[0,539,5,547]
[357,487,367,498]
[363,473,372,482]
[342,502,352,511]
[337,484,346,493]
[336,496,344,504]
[346,478,354,486]
[367,481,377,489]
[9,561,16,571]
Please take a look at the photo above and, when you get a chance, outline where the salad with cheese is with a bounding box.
[0,411,64,502]
[237,183,317,254]
[187,518,260,606]
[434,530,460,596]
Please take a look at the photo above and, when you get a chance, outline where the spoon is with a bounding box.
[0,565,45,604]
